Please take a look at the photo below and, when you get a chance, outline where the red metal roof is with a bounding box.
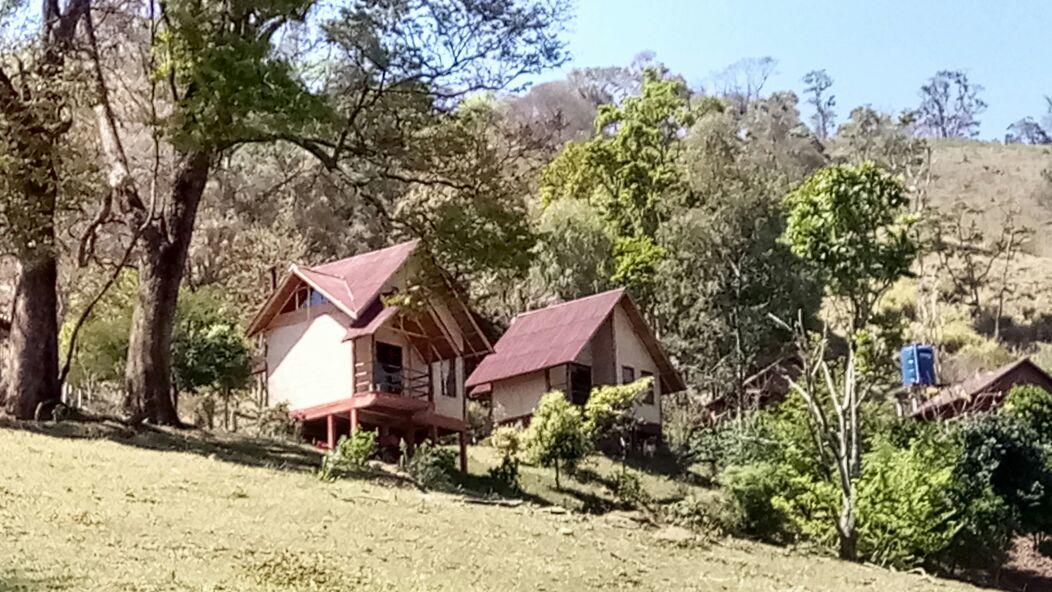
[343,305,399,341]
[466,288,685,393]
[912,357,1052,419]
[246,240,417,336]
[308,240,418,317]
[465,289,624,388]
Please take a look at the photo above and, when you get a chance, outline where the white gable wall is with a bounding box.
[266,304,354,410]
[611,303,662,425]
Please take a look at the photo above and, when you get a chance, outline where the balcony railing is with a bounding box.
[353,361,430,400]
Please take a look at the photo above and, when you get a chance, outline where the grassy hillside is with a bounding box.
[923,140,1052,338]
[928,140,1052,255]
[0,424,978,592]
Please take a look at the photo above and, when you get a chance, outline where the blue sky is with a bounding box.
[541,0,1052,139]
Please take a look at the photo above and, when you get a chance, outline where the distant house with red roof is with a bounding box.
[246,240,492,469]
[909,357,1052,420]
[465,289,685,437]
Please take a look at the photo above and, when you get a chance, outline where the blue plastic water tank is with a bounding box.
[900,344,937,386]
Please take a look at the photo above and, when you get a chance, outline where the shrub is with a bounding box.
[407,443,458,490]
[318,430,377,481]
[524,391,589,489]
[661,491,743,536]
[466,399,493,442]
[1003,384,1052,445]
[940,338,1014,383]
[490,426,523,458]
[720,462,795,544]
[584,378,650,444]
[488,427,523,489]
[769,472,840,549]
[661,392,707,459]
[253,402,300,440]
[856,438,960,569]
[948,414,1052,563]
[610,470,650,509]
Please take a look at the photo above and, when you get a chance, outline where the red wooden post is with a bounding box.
[326,414,335,450]
[429,424,438,443]
[458,431,468,473]
[349,408,359,434]
[406,429,416,458]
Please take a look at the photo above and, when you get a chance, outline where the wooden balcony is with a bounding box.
[354,361,431,400]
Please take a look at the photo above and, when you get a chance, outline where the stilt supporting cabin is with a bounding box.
[458,431,468,473]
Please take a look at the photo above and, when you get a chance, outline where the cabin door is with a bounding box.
[375,342,404,394]
[569,363,592,406]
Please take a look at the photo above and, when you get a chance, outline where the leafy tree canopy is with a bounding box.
[783,162,918,330]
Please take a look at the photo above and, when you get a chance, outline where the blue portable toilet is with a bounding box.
[900,344,937,386]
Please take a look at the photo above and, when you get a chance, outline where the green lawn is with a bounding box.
[0,422,977,592]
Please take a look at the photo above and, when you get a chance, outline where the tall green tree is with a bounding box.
[781,161,918,561]
[656,92,823,405]
[539,70,695,310]
[0,0,92,418]
[784,162,917,334]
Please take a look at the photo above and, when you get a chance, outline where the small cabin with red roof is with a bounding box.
[465,289,685,437]
[246,240,492,469]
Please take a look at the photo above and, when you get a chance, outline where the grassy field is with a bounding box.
[0,422,979,592]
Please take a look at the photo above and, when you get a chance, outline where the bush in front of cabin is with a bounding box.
[1003,383,1052,446]
[252,402,301,441]
[584,377,652,467]
[488,426,523,490]
[610,469,650,509]
[855,436,960,570]
[407,442,458,490]
[524,391,589,490]
[319,430,377,481]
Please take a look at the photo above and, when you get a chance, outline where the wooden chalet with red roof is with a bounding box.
[909,357,1052,420]
[465,289,685,438]
[246,240,492,470]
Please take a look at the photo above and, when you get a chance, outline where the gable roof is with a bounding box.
[913,357,1052,419]
[465,289,685,394]
[246,240,418,337]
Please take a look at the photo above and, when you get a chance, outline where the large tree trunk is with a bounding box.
[123,152,210,425]
[4,250,60,419]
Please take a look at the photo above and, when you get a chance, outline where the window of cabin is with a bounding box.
[438,359,457,398]
[640,370,656,405]
[308,289,328,307]
[569,363,592,406]
[621,365,635,384]
[279,285,318,314]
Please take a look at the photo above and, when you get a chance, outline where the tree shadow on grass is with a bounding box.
[0,414,322,473]
[0,571,71,592]
[451,470,551,507]
[559,485,618,514]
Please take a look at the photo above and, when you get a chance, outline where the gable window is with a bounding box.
[621,365,635,384]
[308,289,328,306]
[280,285,327,314]
[640,370,656,405]
[569,363,592,406]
